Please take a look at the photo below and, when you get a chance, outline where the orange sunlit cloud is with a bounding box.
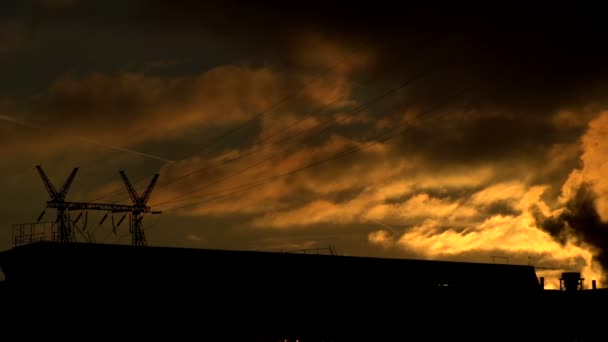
[1,63,356,159]
[561,111,608,219]
[2,6,608,290]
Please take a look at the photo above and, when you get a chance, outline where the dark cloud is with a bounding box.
[141,1,608,110]
[398,114,581,168]
[6,1,608,116]
[482,201,522,218]
[133,1,608,196]
[533,184,608,280]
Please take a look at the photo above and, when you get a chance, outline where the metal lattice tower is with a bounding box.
[33,165,161,246]
[119,171,160,247]
[36,165,78,243]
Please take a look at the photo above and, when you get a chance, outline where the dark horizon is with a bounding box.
[2,240,606,341]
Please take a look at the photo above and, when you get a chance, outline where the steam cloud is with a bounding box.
[533,185,608,281]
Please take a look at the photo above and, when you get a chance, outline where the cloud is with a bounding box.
[365,193,478,225]
[225,162,488,228]
[152,134,399,217]
[368,230,393,249]
[562,112,608,219]
[288,32,374,72]
[158,144,491,228]
[1,61,355,158]
[533,185,608,282]
[211,153,604,287]
[141,1,608,117]
[398,213,602,288]
[34,68,284,141]
[156,136,558,236]
[470,181,527,206]
[525,111,608,284]
[241,163,494,230]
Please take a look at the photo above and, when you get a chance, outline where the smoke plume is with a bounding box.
[534,184,608,281]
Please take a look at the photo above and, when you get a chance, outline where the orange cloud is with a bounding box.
[561,111,608,219]
[152,134,399,217]
[553,106,600,128]
[38,68,283,142]
[397,217,600,288]
[2,62,355,160]
[368,230,394,249]
[392,186,603,288]
[365,193,478,224]
[469,181,527,205]
[242,165,491,228]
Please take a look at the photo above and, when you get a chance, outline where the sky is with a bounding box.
[1,1,608,288]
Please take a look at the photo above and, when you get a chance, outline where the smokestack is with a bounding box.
[560,272,583,292]
[592,280,597,290]
[539,277,545,289]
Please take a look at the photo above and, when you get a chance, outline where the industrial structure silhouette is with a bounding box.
[13,165,161,246]
[1,241,607,341]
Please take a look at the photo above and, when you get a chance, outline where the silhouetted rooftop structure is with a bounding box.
[1,242,605,341]
[0,241,541,291]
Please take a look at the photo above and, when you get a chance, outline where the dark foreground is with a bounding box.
[0,242,606,341]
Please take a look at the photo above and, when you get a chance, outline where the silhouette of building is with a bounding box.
[0,241,605,341]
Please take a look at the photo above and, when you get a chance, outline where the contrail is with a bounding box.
[0,114,174,163]
[0,114,36,128]
[77,137,174,163]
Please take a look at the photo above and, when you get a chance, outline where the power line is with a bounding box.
[158,106,460,213]
[149,39,439,192]
[150,68,432,208]
[86,175,155,203]
[90,37,443,209]
[88,37,441,205]
[90,90,351,205]
[85,40,373,204]
[187,39,373,156]
[89,69,465,244]
[89,92,345,204]
[151,90,352,191]
[106,66,428,207]
[154,87,471,213]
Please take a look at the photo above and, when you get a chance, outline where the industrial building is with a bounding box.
[1,241,605,341]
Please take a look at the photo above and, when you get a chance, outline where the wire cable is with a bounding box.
[150,68,432,207]
[155,87,471,213]
[83,41,373,204]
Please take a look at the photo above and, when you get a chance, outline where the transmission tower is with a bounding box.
[119,171,160,246]
[36,165,79,243]
[31,165,161,247]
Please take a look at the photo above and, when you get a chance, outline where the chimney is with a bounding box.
[560,272,584,292]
